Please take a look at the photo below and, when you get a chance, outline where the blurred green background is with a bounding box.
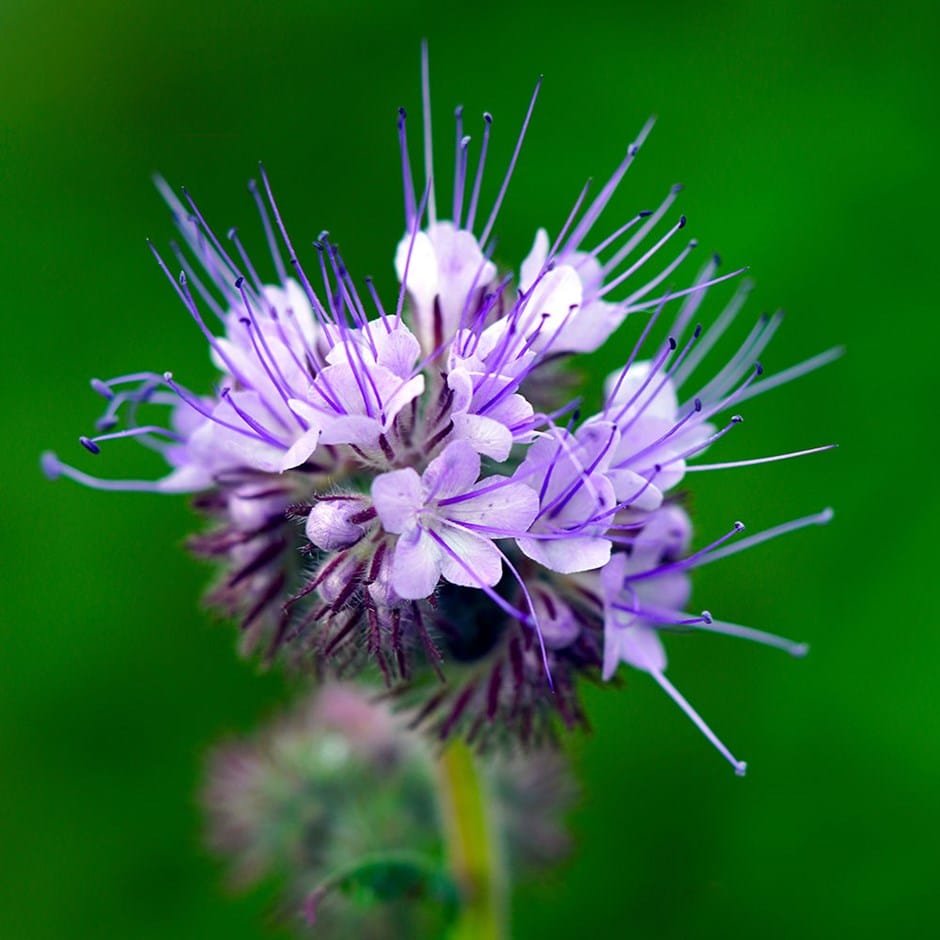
[3,0,937,936]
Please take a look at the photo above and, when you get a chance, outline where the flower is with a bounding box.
[43,46,838,769]
[204,683,574,933]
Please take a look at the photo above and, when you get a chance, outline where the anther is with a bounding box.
[40,452,61,480]
[79,436,100,454]
[701,610,713,624]
[90,379,113,399]
[678,215,687,229]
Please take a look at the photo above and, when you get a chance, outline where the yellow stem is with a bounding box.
[436,739,507,940]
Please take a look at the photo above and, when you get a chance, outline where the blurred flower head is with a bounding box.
[43,46,836,769]
[204,683,573,935]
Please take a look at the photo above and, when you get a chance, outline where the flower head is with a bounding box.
[43,46,838,769]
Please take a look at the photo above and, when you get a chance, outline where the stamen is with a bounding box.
[421,39,436,226]
[480,76,542,245]
[394,179,432,324]
[598,216,689,300]
[248,178,288,284]
[257,163,333,335]
[649,667,747,775]
[453,106,469,227]
[81,425,185,451]
[733,346,844,406]
[398,107,417,227]
[686,443,837,472]
[40,452,167,493]
[692,508,833,568]
[564,116,655,254]
[227,226,263,295]
[687,611,809,657]
[626,520,745,582]
[465,112,492,234]
[601,183,682,277]
[672,278,753,388]
[627,267,748,313]
[220,387,289,447]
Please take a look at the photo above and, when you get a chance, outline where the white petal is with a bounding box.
[391,525,443,599]
[422,440,481,501]
[520,228,550,293]
[278,427,322,471]
[517,533,611,573]
[447,479,540,532]
[437,525,503,588]
[372,468,423,533]
[451,412,514,461]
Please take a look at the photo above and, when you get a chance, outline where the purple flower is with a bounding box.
[372,440,539,599]
[43,46,838,765]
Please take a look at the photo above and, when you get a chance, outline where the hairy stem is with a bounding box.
[436,739,508,940]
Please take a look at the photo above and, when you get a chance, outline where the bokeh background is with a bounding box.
[3,0,937,937]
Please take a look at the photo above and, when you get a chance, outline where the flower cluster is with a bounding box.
[43,52,836,770]
[204,682,572,935]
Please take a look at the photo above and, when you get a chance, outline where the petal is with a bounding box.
[451,412,514,461]
[374,323,421,376]
[437,525,503,588]
[319,415,382,447]
[604,361,679,422]
[278,427,322,471]
[372,468,423,533]
[606,467,664,511]
[517,533,611,573]
[520,228,550,293]
[394,230,437,312]
[446,478,540,532]
[603,623,667,678]
[422,440,481,501]
[391,525,443,599]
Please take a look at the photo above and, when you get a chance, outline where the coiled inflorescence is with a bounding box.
[43,49,837,768]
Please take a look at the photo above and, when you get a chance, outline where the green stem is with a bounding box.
[436,739,508,940]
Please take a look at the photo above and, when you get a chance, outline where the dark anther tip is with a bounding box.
[693,397,703,411]
[235,276,245,289]
[754,361,764,376]
[668,336,678,350]
[639,210,653,218]
[693,324,703,338]
[79,436,101,455]
[678,215,687,229]
[484,112,493,124]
